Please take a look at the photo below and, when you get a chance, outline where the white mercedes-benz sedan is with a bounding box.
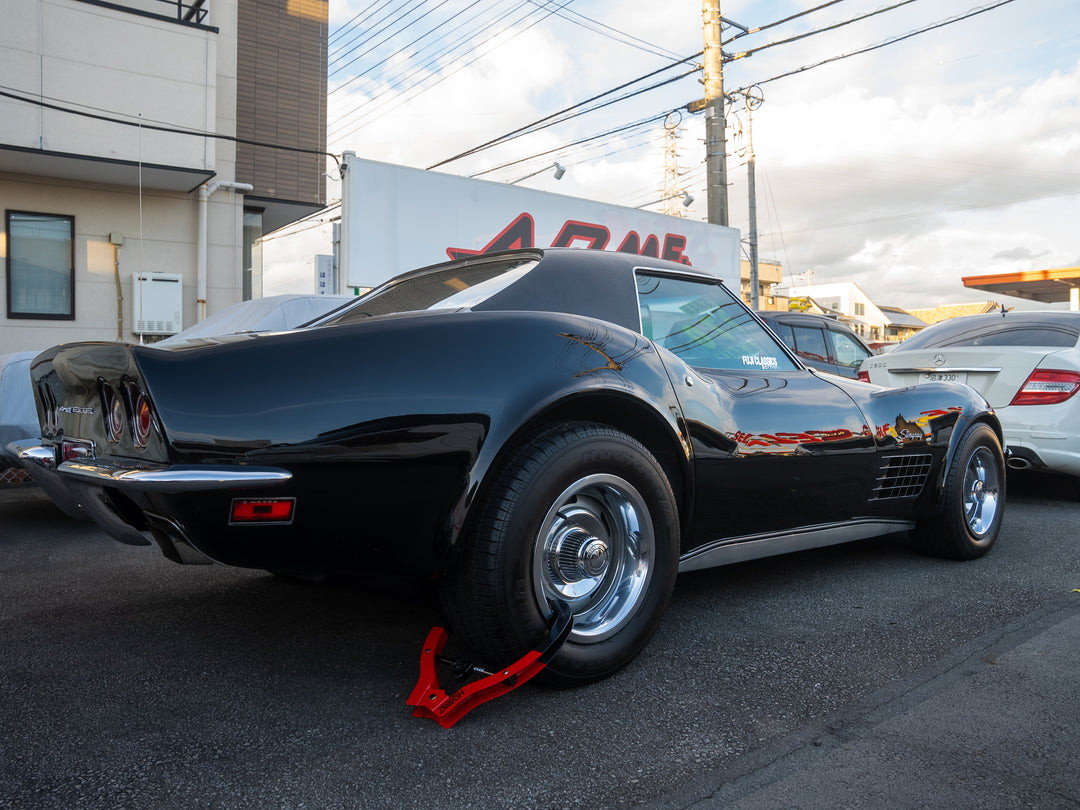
[861,311,1080,486]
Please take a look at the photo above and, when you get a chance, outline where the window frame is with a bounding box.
[5,210,76,321]
[634,268,800,373]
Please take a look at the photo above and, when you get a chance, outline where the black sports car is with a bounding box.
[10,248,1006,685]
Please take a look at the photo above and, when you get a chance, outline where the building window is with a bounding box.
[854,302,865,316]
[6,211,75,320]
[242,209,263,301]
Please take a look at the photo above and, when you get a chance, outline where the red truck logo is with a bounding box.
[447,213,693,265]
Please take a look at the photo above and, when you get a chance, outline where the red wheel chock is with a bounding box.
[407,603,574,728]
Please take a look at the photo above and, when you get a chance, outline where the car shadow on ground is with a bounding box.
[1005,468,1079,503]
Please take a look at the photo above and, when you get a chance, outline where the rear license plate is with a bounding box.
[919,372,967,384]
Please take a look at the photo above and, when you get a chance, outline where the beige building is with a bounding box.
[908,301,1001,326]
[0,0,326,354]
[739,259,785,310]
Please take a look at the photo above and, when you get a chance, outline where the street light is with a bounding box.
[509,162,566,184]
[637,190,695,209]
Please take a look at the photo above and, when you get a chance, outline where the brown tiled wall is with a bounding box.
[909,302,1000,325]
[236,0,327,205]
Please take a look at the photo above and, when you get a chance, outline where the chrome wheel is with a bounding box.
[913,422,1005,560]
[532,473,654,643]
[440,422,678,684]
[964,445,1001,538]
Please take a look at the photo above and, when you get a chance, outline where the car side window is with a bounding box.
[636,273,797,372]
[769,321,795,348]
[791,324,830,363]
[830,329,872,369]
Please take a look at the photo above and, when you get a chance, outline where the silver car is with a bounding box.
[860,311,1080,486]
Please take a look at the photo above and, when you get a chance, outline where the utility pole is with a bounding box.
[702,0,728,227]
[745,87,763,309]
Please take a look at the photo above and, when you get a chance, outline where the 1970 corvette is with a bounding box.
[10,248,1005,685]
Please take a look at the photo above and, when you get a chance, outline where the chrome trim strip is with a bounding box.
[57,460,292,491]
[890,367,1002,374]
[678,519,916,573]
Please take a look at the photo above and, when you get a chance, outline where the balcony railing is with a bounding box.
[175,0,207,24]
[88,0,209,25]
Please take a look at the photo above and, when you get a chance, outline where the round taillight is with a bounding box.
[100,382,124,444]
[132,391,154,448]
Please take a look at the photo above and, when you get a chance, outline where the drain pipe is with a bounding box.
[197,180,254,321]
[109,232,124,340]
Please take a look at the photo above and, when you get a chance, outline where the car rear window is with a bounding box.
[901,318,1080,350]
[950,327,1079,347]
[317,256,538,325]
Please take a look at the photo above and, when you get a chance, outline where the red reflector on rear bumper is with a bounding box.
[60,439,95,462]
[229,498,295,524]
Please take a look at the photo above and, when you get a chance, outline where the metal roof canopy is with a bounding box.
[962,266,1080,303]
[0,144,214,192]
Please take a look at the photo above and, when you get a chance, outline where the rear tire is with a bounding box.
[440,422,679,686]
[914,422,1005,560]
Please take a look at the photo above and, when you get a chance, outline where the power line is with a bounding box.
[329,0,387,45]
[526,0,686,61]
[329,0,518,97]
[730,0,1019,93]
[327,0,512,138]
[328,0,508,121]
[467,112,671,178]
[259,210,341,242]
[723,0,852,43]
[330,1,572,143]
[727,0,925,61]
[0,87,339,166]
[330,0,408,59]
[329,0,441,79]
[330,0,410,58]
[490,126,661,186]
[427,55,701,169]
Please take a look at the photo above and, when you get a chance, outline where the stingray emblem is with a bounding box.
[58,405,97,415]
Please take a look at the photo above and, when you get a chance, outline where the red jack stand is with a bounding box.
[407,603,574,728]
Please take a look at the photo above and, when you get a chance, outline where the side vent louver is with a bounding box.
[872,454,933,500]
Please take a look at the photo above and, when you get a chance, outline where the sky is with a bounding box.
[264,0,1080,311]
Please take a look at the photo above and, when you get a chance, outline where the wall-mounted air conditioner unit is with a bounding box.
[132,272,183,335]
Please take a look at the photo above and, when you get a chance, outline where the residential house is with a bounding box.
[0,0,327,354]
[783,280,927,345]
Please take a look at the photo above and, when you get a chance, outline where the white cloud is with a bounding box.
[737,54,1080,307]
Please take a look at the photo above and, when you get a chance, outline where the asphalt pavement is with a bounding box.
[645,597,1080,809]
[1,472,1078,809]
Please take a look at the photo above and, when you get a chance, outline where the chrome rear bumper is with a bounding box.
[6,439,293,556]
[7,438,291,491]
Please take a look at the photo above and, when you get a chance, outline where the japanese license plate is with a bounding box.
[919,372,967,385]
